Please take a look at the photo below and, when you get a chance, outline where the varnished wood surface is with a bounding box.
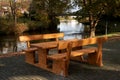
[70,47,97,57]
[22,36,108,76]
[19,33,64,42]
[30,41,58,49]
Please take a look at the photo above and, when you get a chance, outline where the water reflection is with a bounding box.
[0,36,16,54]
[57,19,84,40]
[0,37,27,54]
[64,34,83,40]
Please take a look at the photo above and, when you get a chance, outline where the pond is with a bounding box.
[0,36,16,54]
[0,19,86,54]
[58,19,85,40]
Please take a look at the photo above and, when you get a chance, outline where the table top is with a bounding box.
[30,39,80,49]
[30,41,58,49]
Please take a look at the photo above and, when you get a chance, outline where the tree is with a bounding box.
[9,0,17,27]
[73,0,120,37]
[0,0,30,35]
[113,0,120,17]
[29,0,72,32]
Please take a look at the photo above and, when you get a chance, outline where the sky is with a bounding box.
[70,0,81,12]
[71,6,79,12]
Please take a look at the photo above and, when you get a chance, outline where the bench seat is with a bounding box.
[47,47,97,61]
[23,47,38,52]
[71,47,97,57]
[47,53,66,60]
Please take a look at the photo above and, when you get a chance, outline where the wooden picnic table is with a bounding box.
[24,37,107,77]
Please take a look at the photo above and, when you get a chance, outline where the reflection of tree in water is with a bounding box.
[0,36,17,54]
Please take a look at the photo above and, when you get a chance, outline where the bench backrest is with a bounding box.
[19,33,64,47]
[71,36,108,48]
[58,41,72,67]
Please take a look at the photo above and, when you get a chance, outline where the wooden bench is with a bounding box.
[47,41,72,77]
[19,33,64,64]
[70,36,108,66]
[19,33,64,48]
[47,36,107,77]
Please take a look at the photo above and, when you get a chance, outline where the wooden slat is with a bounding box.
[19,33,64,42]
[71,47,97,57]
[58,41,70,50]
[72,36,107,47]
[47,53,66,60]
[23,47,38,52]
[30,41,58,49]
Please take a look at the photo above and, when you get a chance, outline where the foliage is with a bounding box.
[74,0,120,17]
[73,0,120,37]
[0,17,14,34]
[0,17,28,35]
[29,0,72,29]
[14,23,28,35]
[1,0,119,36]
[0,0,31,35]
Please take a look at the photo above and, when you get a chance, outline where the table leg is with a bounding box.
[37,48,48,68]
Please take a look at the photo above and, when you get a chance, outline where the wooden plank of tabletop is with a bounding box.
[30,41,58,49]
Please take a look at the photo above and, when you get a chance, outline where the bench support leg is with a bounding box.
[52,60,68,77]
[37,49,48,68]
[25,52,35,64]
[88,51,103,67]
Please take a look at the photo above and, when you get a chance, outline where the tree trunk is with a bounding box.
[89,20,99,37]
[83,0,87,6]
[82,0,100,38]
[89,10,99,38]
[90,25,95,37]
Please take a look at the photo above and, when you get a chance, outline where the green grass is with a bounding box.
[96,32,120,38]
[104,32,120,37]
